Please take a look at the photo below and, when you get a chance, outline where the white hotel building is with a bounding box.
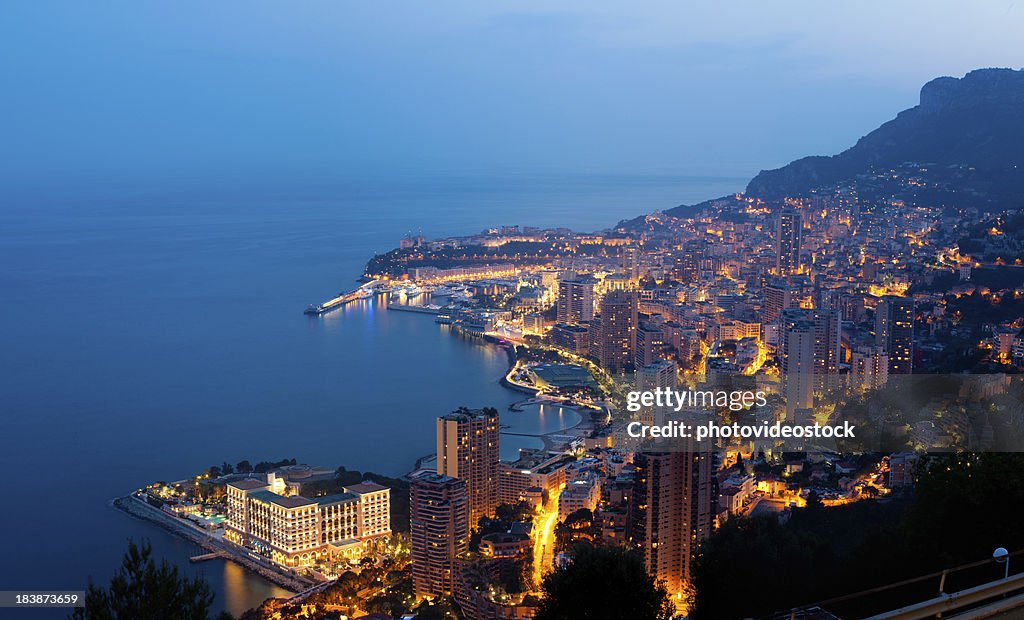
[225,475,390,568]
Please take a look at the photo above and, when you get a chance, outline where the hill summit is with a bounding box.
[743,68,1024,209]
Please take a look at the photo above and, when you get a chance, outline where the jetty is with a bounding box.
[112,494,311,592]
[190,551,224,563]
[304,280,382,315]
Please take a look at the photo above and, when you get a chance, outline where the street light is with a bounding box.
[993,547,1010,580]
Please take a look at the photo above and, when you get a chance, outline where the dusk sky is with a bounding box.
[3,1,1022,185]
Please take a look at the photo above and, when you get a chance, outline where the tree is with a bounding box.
[691,516,832,620]
[691,454,1024,619]
[70,540,227,620]
[535,545,674,620]
[805,489,823,511]
[411,596,461,619]
[554,509,599,552]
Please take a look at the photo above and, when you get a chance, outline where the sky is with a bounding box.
[1,1,1022,186]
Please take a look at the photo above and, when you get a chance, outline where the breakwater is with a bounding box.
[112,495,311,592]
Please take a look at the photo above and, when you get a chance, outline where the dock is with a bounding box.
[190,551,224,563]
[304,280,385,315]
[304,289,363,315]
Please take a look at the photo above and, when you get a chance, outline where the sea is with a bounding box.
[0,169,744,617]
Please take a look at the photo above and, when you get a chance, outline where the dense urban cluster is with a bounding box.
[128,173,1024,619]
[316,169,1024,618]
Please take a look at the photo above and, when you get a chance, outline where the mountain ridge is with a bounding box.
[741,68,1024,208]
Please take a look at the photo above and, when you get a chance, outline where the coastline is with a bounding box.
[115,303,595,598]
[111,494,310,593]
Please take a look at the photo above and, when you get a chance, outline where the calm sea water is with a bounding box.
[0,170,743,617]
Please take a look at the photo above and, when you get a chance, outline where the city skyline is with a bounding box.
[4,2,1024,618]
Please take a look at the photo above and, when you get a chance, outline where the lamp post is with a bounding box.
[994,547,1010,580]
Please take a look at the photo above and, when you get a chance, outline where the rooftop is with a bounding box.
[227,478,269,491]
[315,492,357,506]
[248,490,314,509]
[346,482,389,495]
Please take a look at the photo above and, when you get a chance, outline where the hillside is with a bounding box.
[742,68,1024,209]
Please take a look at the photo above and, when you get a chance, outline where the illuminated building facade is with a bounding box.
[630,448,716,599]
[776,210,802,275]
[556,276,596,324]
[599,290,638,374]
[635,360,677,425]
[875,295,914,374]
[224,478,390,568]
[410,471,470,599]
[436,407,501,527]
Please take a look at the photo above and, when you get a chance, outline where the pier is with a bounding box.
[304,280,382,315]
[190,551,224,563]
[112,494,311,592]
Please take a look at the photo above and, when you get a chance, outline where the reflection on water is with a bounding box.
[0,172,743,615]
[505,403,582,436]
[502,435,545,459]
[221,560,290,618]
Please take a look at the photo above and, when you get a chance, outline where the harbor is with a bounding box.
[304,280,474,315]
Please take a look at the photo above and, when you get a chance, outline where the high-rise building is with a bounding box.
[630,448,716,598]
[780,309,841,420]
[851,345,889,391]
[599,290,638,374]
[763,282,796,324]
[635,322,667,368]
[839,293,867,324]
[672,253,699,284]
[810,310,842,379]
[621,246,642,281]
[557,276,596,324]
[410,472,470,599]
[782,318,816,419]
[776,210,802,275]
[436,407,500,527]
[635,360,677,425]
[677,329,702,367]
[587,317,603,362]
[875,296,914,374]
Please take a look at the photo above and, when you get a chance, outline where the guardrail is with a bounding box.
[867,573,1024,619]
[767,549,1024,619]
